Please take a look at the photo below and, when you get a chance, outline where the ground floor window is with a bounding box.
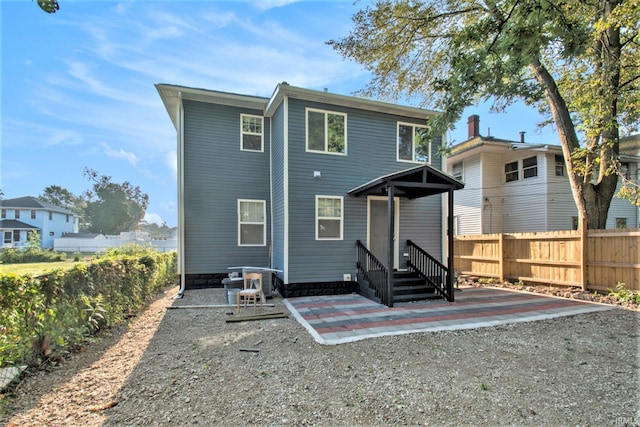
[238,199,266,246]
[316,196,343,240]
[616,218,627,229]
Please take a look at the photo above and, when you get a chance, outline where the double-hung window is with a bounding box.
[452,162,463,181]
[238,200,266,246]
[397,123,430,163]
[523,156,538,179]
[555,154,565,176]
[1,209,5,219]
[30,210,36,219]
[14,210,20,219]
[316,196,343,240]
[306,108,346,154]
[241,114,263,152]
[505,161,519,182]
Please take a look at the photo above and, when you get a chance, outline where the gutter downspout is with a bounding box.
[175,91,186,299]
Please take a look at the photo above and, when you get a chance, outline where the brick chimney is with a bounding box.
[467,115,480,138]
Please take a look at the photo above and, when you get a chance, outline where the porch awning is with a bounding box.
[0,220,39,230]
[347,164,464,199]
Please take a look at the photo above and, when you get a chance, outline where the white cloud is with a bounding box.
[143,212,165,226]
[101,142,138,166]
[253,0,302,11]
[166,150,177,177]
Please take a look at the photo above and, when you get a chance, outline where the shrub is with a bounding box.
[0,248,177,368]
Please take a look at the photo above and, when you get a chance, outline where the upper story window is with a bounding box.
[66,215,70,222]
[505,161,519,182]
[620,162,630,180]
[1,209,6,219]
[397,123,430,163]
[30,210,36,219]
[15,209,20,219]
[306,108,346,155]
[241,114,264,152]
[49,211,53,220]
[555,154,565,176]
[238,199,266,246]
[452,162,463,181]
[316,196,343,240]
[523,156,538,179]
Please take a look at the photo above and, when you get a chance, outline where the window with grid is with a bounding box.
[523,156,538,179]
[241,114,264,152]
[505,161,519,182]
[555,154,565,176]
[13,230,20,242]
[14,210,20,219]
[306,109,346,154]
[1,209,5,219]
[238,200,266,246]
[316,196,343,240]
[397,123,430,163]
[31,210,36,219]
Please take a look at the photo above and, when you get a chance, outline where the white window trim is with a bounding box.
[504,160,519,183]
[522,155,538,179]
[240,114,264,153]
[396,122,431,164]
[315,195,344,241]
[237,199,266,246]
[305,108,347,156]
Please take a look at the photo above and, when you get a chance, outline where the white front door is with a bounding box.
[368,196,400,270]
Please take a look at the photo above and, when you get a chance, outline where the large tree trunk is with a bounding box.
[528,0,622,230]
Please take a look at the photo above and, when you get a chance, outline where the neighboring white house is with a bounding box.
[0,196,80,249]
[446,115,639,234]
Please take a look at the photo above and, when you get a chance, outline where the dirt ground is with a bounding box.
[1,285,639,427]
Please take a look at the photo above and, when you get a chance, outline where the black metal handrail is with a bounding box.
[356,240,391,306]
[406,240,453,302]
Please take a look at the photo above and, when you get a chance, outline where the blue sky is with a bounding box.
[1,0,553,227]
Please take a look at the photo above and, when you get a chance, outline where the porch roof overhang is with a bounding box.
[347,164,464,199]
[0,220,39,230]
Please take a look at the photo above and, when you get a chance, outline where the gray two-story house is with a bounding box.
[157,83,463,306]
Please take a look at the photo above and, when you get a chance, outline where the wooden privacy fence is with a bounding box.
[454,228,640,292]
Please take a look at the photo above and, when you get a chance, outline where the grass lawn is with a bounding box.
[0,260,86,276]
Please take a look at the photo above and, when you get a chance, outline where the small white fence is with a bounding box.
[54,237,177,253]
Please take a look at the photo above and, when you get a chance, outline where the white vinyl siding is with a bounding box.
[397,122,430,163]
[316,196,343,240]
[306,108,346,155]
[238,199,266,246]
[241,114,264,152]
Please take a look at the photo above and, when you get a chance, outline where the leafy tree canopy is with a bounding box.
[330,0,640,228]
[34,0,59,14]
[40,185,86,216]
[83,168,149,235]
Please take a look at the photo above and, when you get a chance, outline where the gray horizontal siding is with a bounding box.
[285,98,443,283]
[183,100,270,273]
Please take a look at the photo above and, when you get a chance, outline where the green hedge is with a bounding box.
[0,247,177,368]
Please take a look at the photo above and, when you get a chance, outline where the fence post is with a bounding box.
[580,217,588,291]
[499,233,505,282]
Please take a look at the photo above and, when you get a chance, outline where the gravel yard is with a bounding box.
[2,286,639,427]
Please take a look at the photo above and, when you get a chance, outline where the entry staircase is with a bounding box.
[356,240,454,307]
